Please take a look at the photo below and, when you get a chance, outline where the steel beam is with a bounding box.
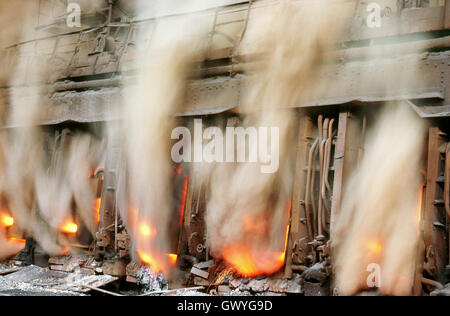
[330,112,361,240]
[423,127,448,280]
[284,114,313,279]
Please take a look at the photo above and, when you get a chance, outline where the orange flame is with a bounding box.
[139,221,157,239]
[132,207,178,274]
[243,215,269,235]
[61,247,70,255]
[131,175,187,275]
[415,183,424,230]
[222,201,291,277]
[60,220,78,234]
[362,184,424,260]
[4,237,26,256]
[167,253,178,265]
[137,250,178,273]
[0,212,14,228]
[94,198,101,224]
[138,250,165,272]
[8,237,26,243]
[366,240,383,255]
[222,246,286,277]
[279,223,290,262]
[179,175,188,228]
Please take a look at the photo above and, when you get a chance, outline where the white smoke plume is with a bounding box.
[0,1,104,259]
[203,0,350,275]
[118,1,211,272]
[333,105,426,296]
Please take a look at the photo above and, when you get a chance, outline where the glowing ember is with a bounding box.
[94,198,101,223]
[416,183,424,230]
[5,237,26,255]
[179,175,188,228]
[222,245,286,277]
[223,202,291,277]
[60,220,78,234]
[242,215,269,235]
[8,237,25,243]
[137,250,178,273]
[280,223,290,262]
[0,213,14,227]
[167,253,178,265]
[138,250,164,272]
[132,199,181,275]
[88,167,104,178]
[366,240,382,255]
[139,222,157,239]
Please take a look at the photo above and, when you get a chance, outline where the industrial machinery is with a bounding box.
[0,0,449,296]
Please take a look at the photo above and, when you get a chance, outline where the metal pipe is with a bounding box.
[196,35,450,76]
[324,118,335,193]
[305,137,319,240]
[53,77,123,92]
[318,118,329,236]
[317,116,323,236]
[310,138,319,235]
[321,118,334,233]
[106,0,114,35]
[421,277,444,289]
[76,284,124,296]
[291,265,308,272]
[329,35,450,61]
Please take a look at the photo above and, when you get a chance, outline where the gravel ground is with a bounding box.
[0,265,85,296]
[0,289,82,296]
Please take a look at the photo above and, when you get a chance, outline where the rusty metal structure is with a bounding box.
[1,0,450,296]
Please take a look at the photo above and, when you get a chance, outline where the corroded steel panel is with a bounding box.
[183,76,242,116]
[298,54,444,107]
[1,51,449,127]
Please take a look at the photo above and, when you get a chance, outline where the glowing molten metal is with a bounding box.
[5,237,26,255]
[132,210,178,274]
[94,198,101,224]
[8,237,25,243]
[366,240,382,255]
[132,172,189,275]
[139,221,157,239]
[137,250,178,273]
[416,183,424,230]
[60,220,78,234]
[0,213,14,228]
[222,202,291,277]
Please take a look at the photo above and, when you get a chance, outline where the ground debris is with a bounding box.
[136,266,168,293]
[48,254,95,273]
[0,264,118,296]
[0,262,22,276]
[430,283,450,296]
[190,266,209,279]
[0,265,82,296]
[193,260,215,270]
[301,262,328,285]
[228,273,302,294]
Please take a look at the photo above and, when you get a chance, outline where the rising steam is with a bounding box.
[333,105,426,296]
[0,1,103,259]
[118,2,210,272]
[203,0,349,276]
[0,0,434,294]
